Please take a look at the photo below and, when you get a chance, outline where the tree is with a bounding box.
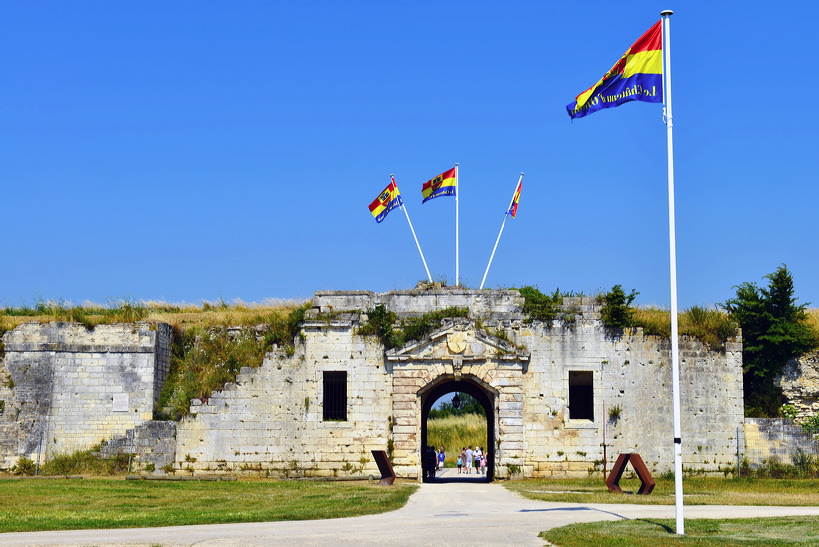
[723,265,818,416]
[428,393,486,419]
[600,285,639,329]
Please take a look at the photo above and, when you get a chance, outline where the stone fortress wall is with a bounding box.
[0,322,171,469]
[2,289,812,478]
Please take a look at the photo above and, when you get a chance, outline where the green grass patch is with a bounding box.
[542,516,819,546]
[0,478,416,532]
[505,477,819,506]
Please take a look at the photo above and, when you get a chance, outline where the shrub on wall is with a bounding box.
[157,303,310,420]
[599,285,638,329]
[517,286,562,323]
[359,305,469,350]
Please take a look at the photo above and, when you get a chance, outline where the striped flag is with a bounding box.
[368,178,403,223]
[421,167,457,203]
[508,180,522,218]
[567,21,663,119]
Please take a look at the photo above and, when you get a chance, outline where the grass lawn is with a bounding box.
[505,476,819,506]
[541,516,819,546]
[0,478,416,533]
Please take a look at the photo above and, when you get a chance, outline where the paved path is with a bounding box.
[3,471,819,546]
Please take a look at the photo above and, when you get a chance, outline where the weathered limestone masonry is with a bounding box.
[737,351,819,466]
[175,289,744,479]
[779,350,819,419]
[0,322,171,469]
[743,418,819,467]
[0,289,747,479]
[175,315,392,477]
[516,299,745,476]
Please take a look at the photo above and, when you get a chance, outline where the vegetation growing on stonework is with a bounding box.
[157,303,310,420]
[723,265,819,417]
[358,305,469,350]
[356,304,400,349]
[0,298,149,330]
[402,307,469,344]
[516,286,563,323]
[598,285,638,329]
[0,298,305,330]
[0,299,311,421]
[631,306,739,350]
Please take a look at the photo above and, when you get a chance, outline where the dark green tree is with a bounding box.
[428,393,486,419]
[600,285,639,329]
[723,265,818,416]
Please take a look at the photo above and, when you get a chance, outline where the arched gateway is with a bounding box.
[386,317,529,480]
[419,376,496,481]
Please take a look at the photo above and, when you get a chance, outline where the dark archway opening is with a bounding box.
[420,378,495,482]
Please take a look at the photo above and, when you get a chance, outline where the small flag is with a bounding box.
[567,21,663,119]
[368,178,403,223]
[508,181,522,218]
[421,167,457,203]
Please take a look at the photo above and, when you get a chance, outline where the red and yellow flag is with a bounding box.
[507,181,522,218]
[368,178,403,223]
[421,167,457,203]
[567,21,663,119]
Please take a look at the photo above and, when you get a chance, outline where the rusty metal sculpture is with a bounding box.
[605,453,655,495]
[371,450,396,485]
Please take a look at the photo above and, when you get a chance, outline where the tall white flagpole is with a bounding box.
[661,9,684,536]
[392,175,433,283]
[480,173,523,289]
[455,163,460,286]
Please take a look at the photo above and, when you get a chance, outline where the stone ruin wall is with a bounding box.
[514,301,745,476]
[0,322,171,469]
[174,317,393,478]
[779,350,819,419]
[736,351,819,467]
[0,290,753,478]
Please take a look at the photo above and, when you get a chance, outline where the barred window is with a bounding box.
[568,371,594,420]
[323,371,347,421]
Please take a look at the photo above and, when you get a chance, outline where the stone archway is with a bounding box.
[385,317,529,480]
[420,375,497,481]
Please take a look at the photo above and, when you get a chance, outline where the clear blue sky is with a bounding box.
[2,2,817,310]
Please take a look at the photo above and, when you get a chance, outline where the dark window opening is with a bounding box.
[323,371,347,421]
[568,371,594,420]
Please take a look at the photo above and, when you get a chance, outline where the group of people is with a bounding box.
[454,445,487,474]
[423,445,488,479]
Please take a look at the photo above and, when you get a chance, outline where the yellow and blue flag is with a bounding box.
[421,167,457,203]
[507,180,522,218]
[368,178,402,223]
[567,21,663,119]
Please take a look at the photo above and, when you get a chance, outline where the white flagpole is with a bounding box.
[661,9,684,536]
[393,175,432,283]
[455,163,460,286]
[480,173,523,289]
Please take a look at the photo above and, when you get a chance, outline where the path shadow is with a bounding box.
[428,475,490,484]
[519,506,629,520]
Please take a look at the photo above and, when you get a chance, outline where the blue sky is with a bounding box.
[2,1,817,310]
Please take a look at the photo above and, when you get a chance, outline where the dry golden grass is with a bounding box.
[427,414,488,467]
[806,309,819,338]
[0,299,307,329]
